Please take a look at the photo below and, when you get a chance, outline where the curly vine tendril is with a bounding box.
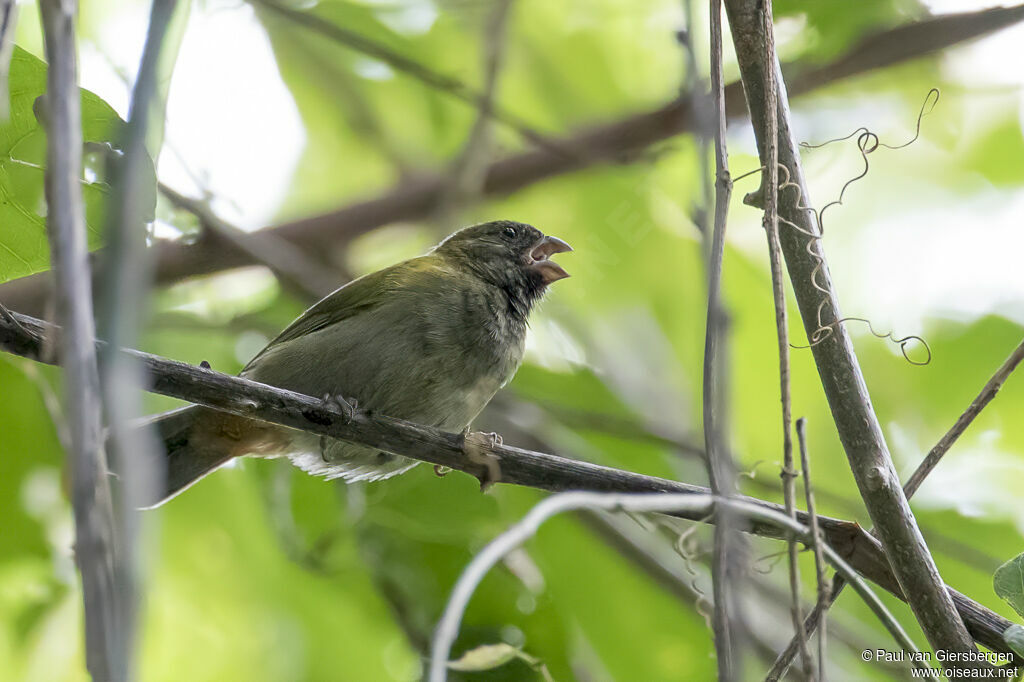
[748,89,939,366]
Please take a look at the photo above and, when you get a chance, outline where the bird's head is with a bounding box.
[435,220,573,314]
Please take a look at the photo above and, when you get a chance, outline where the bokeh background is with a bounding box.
[2,0,1024,680]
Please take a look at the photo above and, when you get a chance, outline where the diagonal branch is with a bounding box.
[253,0,559,154]
[4,3,1024,313]
[723,0,979,665]
[904,337,1024,498]
[433,0,515,226]
[158,183,340,301]
[0,306,1018,661]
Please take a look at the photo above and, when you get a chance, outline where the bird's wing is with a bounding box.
[242,257,438,373]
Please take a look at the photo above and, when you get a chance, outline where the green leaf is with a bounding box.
[1003,624,1024,658]
[0,45,156,283]
[447,643,522,671]
[993,553,1024,618]
[448,642,554,680]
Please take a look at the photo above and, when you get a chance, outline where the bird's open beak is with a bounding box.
[529,235,573,284]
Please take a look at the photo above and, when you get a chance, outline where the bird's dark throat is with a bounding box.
[501,270,548,324]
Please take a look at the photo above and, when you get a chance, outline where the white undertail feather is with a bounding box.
[287,450,420,482]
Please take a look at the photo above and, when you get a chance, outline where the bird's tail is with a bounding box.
[140,405,286,507]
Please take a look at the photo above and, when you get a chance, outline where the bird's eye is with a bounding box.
[502,226,517,240]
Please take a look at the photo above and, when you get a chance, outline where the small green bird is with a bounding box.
[149,220,572,505]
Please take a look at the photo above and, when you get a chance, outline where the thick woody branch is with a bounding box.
[0,307,1017,660]
[4,4,1024,313]
[723,0,978,664]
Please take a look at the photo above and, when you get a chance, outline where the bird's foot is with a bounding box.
[319,394,358,462]
[322,393,358,423]
[462,429,503,492]
[434,464,452,477]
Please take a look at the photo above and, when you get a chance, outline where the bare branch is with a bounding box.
[0,307,1019,661]
[434,0,515,225]
[429,493,934,682]
[6,4,1024,313]
[767,418,831,681]
[903,337,1024,498]
[96,2,180,678]
[704,1,746,677]
[582,510,868,675]
[723,0,980,664]
[159,183,339,301]
[799,419,830,680]
[757,3,810,678]
[38,1,119,678]
[0,0,16,121]
[252,0,558,153]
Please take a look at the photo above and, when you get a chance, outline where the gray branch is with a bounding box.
[0,307,1018,662]
[37,1,119,679]
[0,0,16,121]
[704,1,744,677]
[904,337,1024,498]
[723,0,979,665]
[97,1,180,679]
[757,4,811,678]
[158,183,339,301]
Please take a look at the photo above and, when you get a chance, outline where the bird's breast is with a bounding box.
[419,286,525,386]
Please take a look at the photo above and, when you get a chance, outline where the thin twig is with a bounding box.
[722,0,979,665]
[253,0,564,156]
[501,393,1005,576]
[0,307,1019,661]
[903,337,1024,498]
[434,0,514,225]
[0,0,16,121]
[704,1,744,678]
[800,419,829,680]
[798,420,829,681]
[758,2,810,679]
[96,2,179,679]
[6,4,1024,312]
[767,576,845,682]
[158,183,338,301]
[429,493,936,682]
[38,1,119,679]
[583,510,869,676]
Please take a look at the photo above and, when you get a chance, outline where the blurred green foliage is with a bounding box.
[3,0,1024,680]
[0,47,156,283]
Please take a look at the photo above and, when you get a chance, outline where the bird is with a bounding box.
[145,220,572,506]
